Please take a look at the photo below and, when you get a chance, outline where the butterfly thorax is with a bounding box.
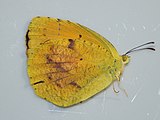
[101,54,130,82]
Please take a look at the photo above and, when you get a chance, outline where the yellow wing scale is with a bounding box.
[26,16,123,107]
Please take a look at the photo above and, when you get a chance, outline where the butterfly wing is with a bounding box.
[26,17,118,107]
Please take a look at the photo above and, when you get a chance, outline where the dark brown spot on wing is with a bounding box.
[55,82,62,88]
[70,82,81,88]
[68,39,75,49]
[54,76,69,82]
[55,62,66,72]
[67,20,71,23]
[49,45,58,55]
[46,54,53,64]
[40,40,50,45]
[47,73,52,80]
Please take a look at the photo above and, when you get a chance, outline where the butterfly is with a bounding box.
[26,16,155,107]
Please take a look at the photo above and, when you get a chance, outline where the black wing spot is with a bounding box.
[26,30,30,49]
[57,18,61,22]
[79,34,82,38]
[33,81,44,85]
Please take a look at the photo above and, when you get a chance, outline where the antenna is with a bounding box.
[125,42,155,55]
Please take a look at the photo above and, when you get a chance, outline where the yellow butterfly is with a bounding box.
[26,16,155,107]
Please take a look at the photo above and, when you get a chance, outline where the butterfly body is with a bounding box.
[26,17,129,107]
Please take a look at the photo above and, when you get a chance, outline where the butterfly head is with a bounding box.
[121,55,130,65]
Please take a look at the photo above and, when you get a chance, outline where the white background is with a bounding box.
[0,0,160,120]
